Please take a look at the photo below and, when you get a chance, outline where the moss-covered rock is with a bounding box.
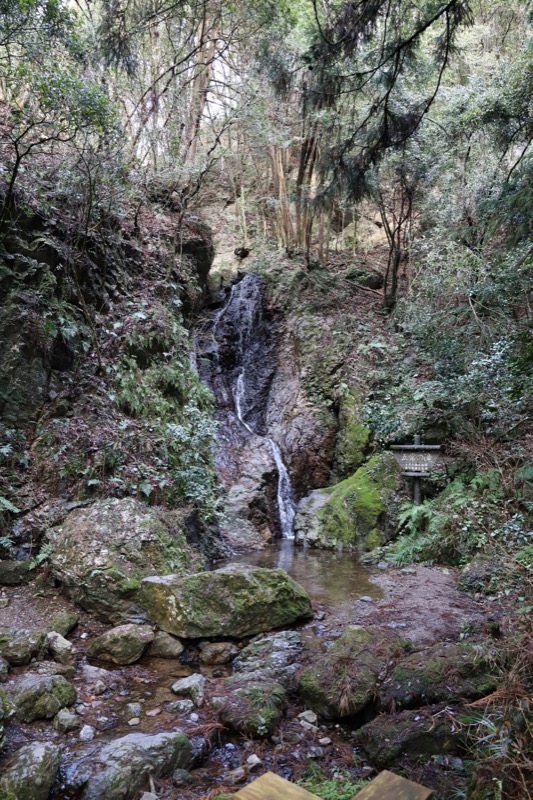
[457,558,504,594]
[298,625,409,720]
[87,624,154,665]
[380,641,500,710]
[213,676,286,737]
[47,498,199,623]
[334,391,370,478]
[0,560,33,586]
[0,742,62,800]
[0,689,13,750]
[352,706,458,768]
[139,564,312,639]
[0,631,47,666]
[295,454,403,550]
[232,630,304,688]
[11,674,77,722]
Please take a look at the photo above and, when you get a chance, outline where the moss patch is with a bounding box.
[334,391,370,477]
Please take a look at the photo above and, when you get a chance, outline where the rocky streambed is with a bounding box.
[0,530,510,800]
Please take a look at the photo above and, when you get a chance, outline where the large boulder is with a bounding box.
[139,564,312,639]
[298,625,408,720]
[295,453,403,550]
[0,630,47,666]
[47,498,199,623]
[59,730,192,800]
[87,625,155,665]
[10,674,77,722]
[380,641,500,710]
[352,706,458,769]
[0,742,62,800]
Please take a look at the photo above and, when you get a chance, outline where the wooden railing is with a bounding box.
[234,769,434,799]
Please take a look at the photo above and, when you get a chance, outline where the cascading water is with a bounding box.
[206,274,297,539]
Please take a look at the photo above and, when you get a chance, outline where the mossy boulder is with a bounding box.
[0,689,13,750]
[59,730,193,800]
[294,454,403,550]
[0,560,33,586]
[213,676,286,738]
[380,641,500,710]
[47,498,199,623]
[334,391,370,477]
[0,742,62,800]
[87,624,155,665]
[0,631,47,666]
[352,706,458,769]
[298,625,408,720]
[139,564,312,639]
[11,674,77,722]
[457,558,503,594]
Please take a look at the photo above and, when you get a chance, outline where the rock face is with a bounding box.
[59,730,193,800]
[0,741,62,800]
[140,565,312,639]
[298,626,407,720]
[87,625,155,665]
[47,498,199,623]
[295,454,403,550]
[380,641,499,709]
[11,674,77,722]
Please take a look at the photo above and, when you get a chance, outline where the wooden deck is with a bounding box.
[234,770,434,800]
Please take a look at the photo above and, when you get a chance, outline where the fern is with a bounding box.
[0,496,20,514]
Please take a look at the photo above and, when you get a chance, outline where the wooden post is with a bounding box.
[413,434,422,504]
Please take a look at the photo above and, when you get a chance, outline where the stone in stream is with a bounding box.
[139,564,312,639]
[60,730,193,800]
[298,625,409,720]
[0,741,62,800]
[87,624,154,665]
[10,674,77,722]
[170,674,206,707]
[147,630,184,659]
[47,498,200,624]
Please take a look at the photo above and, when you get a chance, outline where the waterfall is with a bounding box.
[208,274,297,539]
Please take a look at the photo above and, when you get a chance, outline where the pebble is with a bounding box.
[377,561,389,570]
[0,598,10,608]
[172,768,193,786]
[79,725,95,741]
[128,718,141,726]
[318,737,331,746]
[401,568,417,575]
[228,767,247,784]
[300,719,319,733]
[140,794,158,800]
[298,710,318,725]
[189,713,199,723]
[93,681,107,696]
[125,702,143,719]
[246,754,262,771]
[359,595,373,603]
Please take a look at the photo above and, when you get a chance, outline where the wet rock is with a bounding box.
[380,641,500,710]
[0,741,62,800]
[87,624,154,665]
[298,625,408,720]
[0,630,47,666]
[294,453,403,551]
[47,611,80,637]
[54,708,81,733]
[0,559,33,585]
[233,630,304,687]
[352,707,458,768]
[213,676,286,738]
[60,729,193,800]
[140,565,312,639]
[171,674,206,707]
[147,631,184,659]
[47,498,198,624]
[11,674,77,722]
[199,641,239,664]
[47,631,75,664]
[0,689,13,750]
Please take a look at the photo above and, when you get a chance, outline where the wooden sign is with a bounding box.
[234,770,433,800]
[391,449,443,477]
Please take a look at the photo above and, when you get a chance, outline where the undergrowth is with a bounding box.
[297,765,370,799]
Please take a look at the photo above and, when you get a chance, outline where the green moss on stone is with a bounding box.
[335,391,370,477]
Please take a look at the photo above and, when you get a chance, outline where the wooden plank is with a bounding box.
[351,770,434,800]
[234,771,321,800]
